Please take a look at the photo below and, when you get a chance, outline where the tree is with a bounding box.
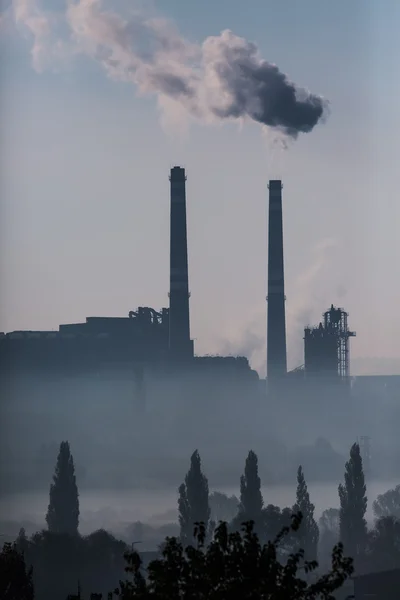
[110,514,354,599]
[319,508,340,543]
[0,542,34,600]
[262,504,295,557]
[239,450,263,523]
[338,442,367,563]
[46,440,80,535]
[293,466,319,561]
[178,450,211,546]
[14,528,128,600]
[366,516,400,572]
[15,527,29,555]
[319,508,340,565]
[373,484,400,520]
[209,491,239,524]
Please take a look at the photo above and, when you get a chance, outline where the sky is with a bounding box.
[0,0,399,377]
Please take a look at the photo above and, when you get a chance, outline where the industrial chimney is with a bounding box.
[169,167,193,360]
[267,180,287,380]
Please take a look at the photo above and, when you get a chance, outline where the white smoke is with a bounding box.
[210,238,339,377]
[8,0,328,137]
[10,0,70,71]
[286,237,339,369]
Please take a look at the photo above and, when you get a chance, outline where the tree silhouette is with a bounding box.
[46,440,80,535]
[111,515,354,599]
[338,442,367,564]
[239,450,263,523]
[319,508,340,565]
[15,527,29,555]
[373,484,400,520]
[178,450,211,546]
[366,516,400,572]
[209,491,239,523]
[293,466,319,562]
[0,542,34,600]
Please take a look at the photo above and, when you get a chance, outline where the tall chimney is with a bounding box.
[169,166,193,359]
[267,180,287,380]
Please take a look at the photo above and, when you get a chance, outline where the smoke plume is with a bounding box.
[9,0,328,138]
[286,238,339,369]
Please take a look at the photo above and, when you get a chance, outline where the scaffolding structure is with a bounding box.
[323,305,356,378]
[304,305,356,378]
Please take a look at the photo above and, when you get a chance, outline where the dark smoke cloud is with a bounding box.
[201,31,327,137]
[12,1,328,137]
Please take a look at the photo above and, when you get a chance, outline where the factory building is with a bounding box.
[0,167,257,386]
[0,169,397,398]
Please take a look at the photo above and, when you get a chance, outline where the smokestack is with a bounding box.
[169,166,193,360]
[267,180,287,380]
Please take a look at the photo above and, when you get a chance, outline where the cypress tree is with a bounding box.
[178,450,210,546]
[338,442,367,562]
[293,465,319,561]
[239,451,264,527]
[46,441,80,535]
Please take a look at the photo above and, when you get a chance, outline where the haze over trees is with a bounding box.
[46,441,79,536]
[209,491,239,524]
[2,439,400,598]
[338,442,368,564]
[318,508,340,567]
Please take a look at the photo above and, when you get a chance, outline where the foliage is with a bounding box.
[178,450,211,546]
[365,516,400,571]
[13,528,129,600]
[372,484,400,520]
[318,509,340,567]
[127,521,179,551]
[16,527,29,554]
[293,466,319,561]
[46,440,80,536]
[338,443,367,562]
[209,491,239,524]
[106,514,354,599]
[319,509,340,542]
[0,541,34,600]
[261,504,296,555]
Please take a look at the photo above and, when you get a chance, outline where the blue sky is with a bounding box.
[1,0,399,375]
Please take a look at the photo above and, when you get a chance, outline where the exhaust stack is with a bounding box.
[169,167,193,360]
[267,180,287,380]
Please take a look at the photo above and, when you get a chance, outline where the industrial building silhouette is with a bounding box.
[0,167,398,399]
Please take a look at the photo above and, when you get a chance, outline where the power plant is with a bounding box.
[0,168,398,401]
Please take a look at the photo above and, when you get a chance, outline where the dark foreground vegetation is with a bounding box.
[2,516,355,600]
[1,441,399,599]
